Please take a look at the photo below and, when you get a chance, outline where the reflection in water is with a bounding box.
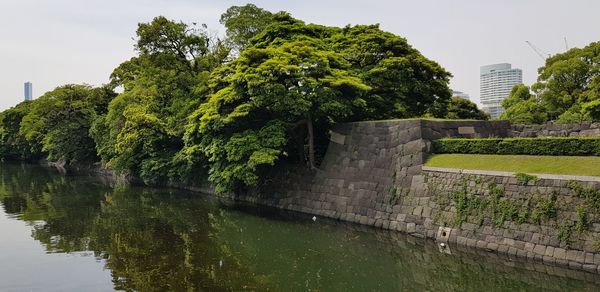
[1,163,600,291]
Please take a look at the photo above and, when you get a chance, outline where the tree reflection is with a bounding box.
[89,188,260,291]
[0,163,260,291]
[0,164,105,252]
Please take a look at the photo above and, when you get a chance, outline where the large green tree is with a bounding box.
[500,84,547,124]
[184,12,451,193]
[92,16,228,184]
[18,84,115,164]
[503,41,600,124]
[185,37,370,193]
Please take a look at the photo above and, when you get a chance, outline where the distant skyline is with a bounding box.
[1,0,600,110]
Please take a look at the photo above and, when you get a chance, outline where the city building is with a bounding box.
[24,82,32,101]
[452,90,471,101]
[480,63,522,119]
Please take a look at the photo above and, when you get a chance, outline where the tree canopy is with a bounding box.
[183,12,451,193]
[0,5,458,193]
[446,97,489,120]
[502,41,600,124]
[92,16,228,184]
[220,4,274,52]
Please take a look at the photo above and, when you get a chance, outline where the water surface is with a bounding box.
[1,163,599,291]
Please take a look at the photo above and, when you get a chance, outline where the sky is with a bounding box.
[1,0,599,110]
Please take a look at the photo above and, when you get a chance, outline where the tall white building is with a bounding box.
[24,82,32,101]
[480,63,522,119]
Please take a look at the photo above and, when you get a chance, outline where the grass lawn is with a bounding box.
[425,154,600,177]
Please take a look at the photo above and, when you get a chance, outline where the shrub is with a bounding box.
[432,137,600,156]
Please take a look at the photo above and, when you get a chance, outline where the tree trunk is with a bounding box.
[296,128,305,164]
[306,113,316,170]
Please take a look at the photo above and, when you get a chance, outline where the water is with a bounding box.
[1,163,600,291]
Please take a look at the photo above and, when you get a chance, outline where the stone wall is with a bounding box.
[423,167,600,273]
[511,122,600,137]
[234,119,600,273]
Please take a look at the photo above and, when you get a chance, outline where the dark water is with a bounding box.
[1,164,600,291]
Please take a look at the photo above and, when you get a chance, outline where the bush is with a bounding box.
[432,137,600,156]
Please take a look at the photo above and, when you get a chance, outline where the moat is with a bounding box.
[1,163,600,291]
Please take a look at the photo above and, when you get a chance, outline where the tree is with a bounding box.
[445,97,489,120]
[18,84,115,164]
[185,38,370,193]
[502,41,600,124]
[500,84,547,124]
[0,102,38,160]
[92,16,227,184]
[583,99,600,121]
[330,24,452,119]
[184,12,452,193]
[220,4,274,52]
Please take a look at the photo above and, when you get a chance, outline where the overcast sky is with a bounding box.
[1,0,599,110]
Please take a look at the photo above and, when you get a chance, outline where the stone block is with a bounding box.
[543,256,556,265]
[533,244,546,255]
[407,223,416,233]
[412,206,423,216]
[583,264,597,273]
[553,248,566,260]
[476,240,487,249]
[524,242,535,252]
[498,245,509,254]
[458,126,476,135]
[566,250,579,262]
[544,246,555,257]
[487,242,499,251]
[585,252,595,265]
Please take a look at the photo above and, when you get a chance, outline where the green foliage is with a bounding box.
[567,180,600,209]
[575,204,588,233]
[184,12,451,193]
[558,223,574,247]
[7,84,115,164]
[185,36,371,192]
[556,181,600,246]
[515,173,538,186]
[500,84,547,124]
[502,41,600,123]
[447,181,557,228]
[445,97,489,120]
[92,16,226,184]
[220,4,274,52]
[530,192,558,224]
[0,102,38,160]
[432,137,600,156]
[2,6,453,192]
[583,99,600,121]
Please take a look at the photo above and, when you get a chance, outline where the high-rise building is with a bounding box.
[480,63,522,119]
[24,82,32,101]
[452,90,471,101]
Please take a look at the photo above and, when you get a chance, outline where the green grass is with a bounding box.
[425,154,600,177]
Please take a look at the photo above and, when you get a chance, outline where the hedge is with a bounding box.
[432,137,600,156]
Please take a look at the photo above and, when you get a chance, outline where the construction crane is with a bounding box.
[564,37,569,51]
[525,41,550,61]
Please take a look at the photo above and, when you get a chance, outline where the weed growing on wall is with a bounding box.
[515,173,539,186]
[434,179,558,228]
[554,181,600,246]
